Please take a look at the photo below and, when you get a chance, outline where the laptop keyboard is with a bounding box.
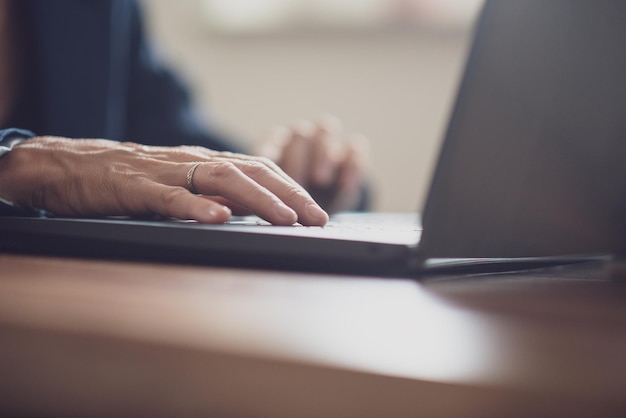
[223,213,422,245]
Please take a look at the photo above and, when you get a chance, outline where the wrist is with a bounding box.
[0,129,39,214]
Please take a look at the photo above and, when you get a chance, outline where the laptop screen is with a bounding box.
[419,0,626,258]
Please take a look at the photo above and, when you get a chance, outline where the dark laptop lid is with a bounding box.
[419,0,626,258]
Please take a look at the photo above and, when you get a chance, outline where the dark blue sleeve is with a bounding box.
[123,1,244,152]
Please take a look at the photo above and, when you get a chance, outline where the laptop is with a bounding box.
[2,0,626,277]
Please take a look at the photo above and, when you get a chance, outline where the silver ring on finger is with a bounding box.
[186,162,203,194]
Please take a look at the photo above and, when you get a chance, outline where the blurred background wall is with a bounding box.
[141,0,482,212]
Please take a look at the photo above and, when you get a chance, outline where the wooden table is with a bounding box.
[1,254,625,417]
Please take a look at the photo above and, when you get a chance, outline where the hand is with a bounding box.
[257,116,369,214]
[0,136,329,226]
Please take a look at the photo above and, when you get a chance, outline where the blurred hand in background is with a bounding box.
[257,115,370,214]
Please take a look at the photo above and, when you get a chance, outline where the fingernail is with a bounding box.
[208,206,231,219]
[274,202,297,221]
[307,202,329,222]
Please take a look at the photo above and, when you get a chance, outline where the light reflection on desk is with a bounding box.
[0,257,493,384]
[177,274,496,383]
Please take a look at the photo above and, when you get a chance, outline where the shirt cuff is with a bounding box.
[0,128,36,158]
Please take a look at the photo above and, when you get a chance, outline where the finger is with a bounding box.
[311,115,342,187]
[201,196,252,216]
[191,161,298,225]
[236,160,329,226]
[322,135,367,212]
[338,134,369,191]
[279,120,316,186]
[143,182,232,224]
[192,160,328,226]
[210,153,302,189]
[140,144,301,200]
[152,144,304,192]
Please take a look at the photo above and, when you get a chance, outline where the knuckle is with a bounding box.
[253,155,275,167]
[179,145,206,156]
[120,141,141,150]
[292,120,316,138]
[208,161,238,178]
[185,145,205,153]
[217,151,236,158]
[282,184,305,202]
[243,160,270,177]
[252,155,283,174]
